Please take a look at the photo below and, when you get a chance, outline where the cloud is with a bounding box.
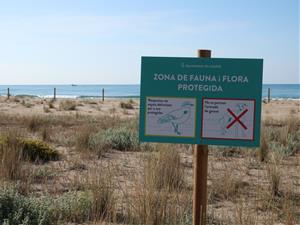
[0,10,253,41]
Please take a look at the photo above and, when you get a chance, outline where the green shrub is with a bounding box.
[57,191,92,223]
[261,125,300,157]
[88,131,110,157]
[89,125,139,153]
[88,119,154,156]
[0,185,96,225]
[0,186,55,225]
[22,140,59,162]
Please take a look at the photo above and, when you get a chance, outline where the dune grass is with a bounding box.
[0,108,299,224]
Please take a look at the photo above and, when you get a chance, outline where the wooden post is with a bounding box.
[7,88,10,99]
[53,88,56,100]
[102,88,104,102]
[193,49,211,225]
[268,88,271,103]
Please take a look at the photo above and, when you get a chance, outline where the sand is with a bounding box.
[0,96,139,118]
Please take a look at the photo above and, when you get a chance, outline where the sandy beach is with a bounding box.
[0,96,299,119]
[0,96,139,117]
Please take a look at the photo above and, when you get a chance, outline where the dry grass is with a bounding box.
[86,167,116,222]
[145,145,186,191]
[75,124,97,152]
[41,126,52,142]
[209,162,249,203]
[233,199,256,225]
[124,147,191,225]
[259,126,269,162]
[0,130,24,180]
[26,115,44,131]
[267,152,282,197]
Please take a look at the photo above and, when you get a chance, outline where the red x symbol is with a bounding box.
[226,108,248,130]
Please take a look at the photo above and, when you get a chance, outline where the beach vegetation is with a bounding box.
[120,100,134,109]
[259,126,269,162]
[74,124,97,152]
[43,105,51,113]
[0,98,299,224]
[267,152,282,197]
[22,139,59,162]
[0,131,24,180]
[0,185,55,225]
[59,100,77,110]
[109,106,116,114]
[145,145,186,191]
[48,100,55,109]
[126,147,190,225]
[89,125,139,155]
[26,115,44,132]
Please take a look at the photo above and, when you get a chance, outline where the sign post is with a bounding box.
[139,52,263,225]
[193,49,211,225]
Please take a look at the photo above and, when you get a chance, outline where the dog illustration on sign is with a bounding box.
[219,103,248,137]
[157,101,193,135]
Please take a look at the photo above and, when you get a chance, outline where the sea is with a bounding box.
[0,84,299,100]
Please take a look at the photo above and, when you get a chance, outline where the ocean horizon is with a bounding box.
[0,84,299,100]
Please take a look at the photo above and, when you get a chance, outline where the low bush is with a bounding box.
[0,185,55,225]
[89,125,139,155]
[57,191,92,223]
[0,185,97,225]
[59,100,77,111]
[88,119,154,156]
[262,123,300,157]
[120,101,134,109]
[22,139,59,162]
[48,100,55,109]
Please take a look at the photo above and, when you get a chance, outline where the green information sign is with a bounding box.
[139,56,263,147]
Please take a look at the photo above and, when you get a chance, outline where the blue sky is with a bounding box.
[0,0,298,84]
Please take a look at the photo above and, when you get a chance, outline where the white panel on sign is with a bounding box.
[201,98,255,140]
[145,97,196,137]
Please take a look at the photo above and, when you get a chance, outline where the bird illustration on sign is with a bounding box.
[157,101,193,135]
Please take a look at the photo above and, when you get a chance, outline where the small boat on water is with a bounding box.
[71,84,78,86]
